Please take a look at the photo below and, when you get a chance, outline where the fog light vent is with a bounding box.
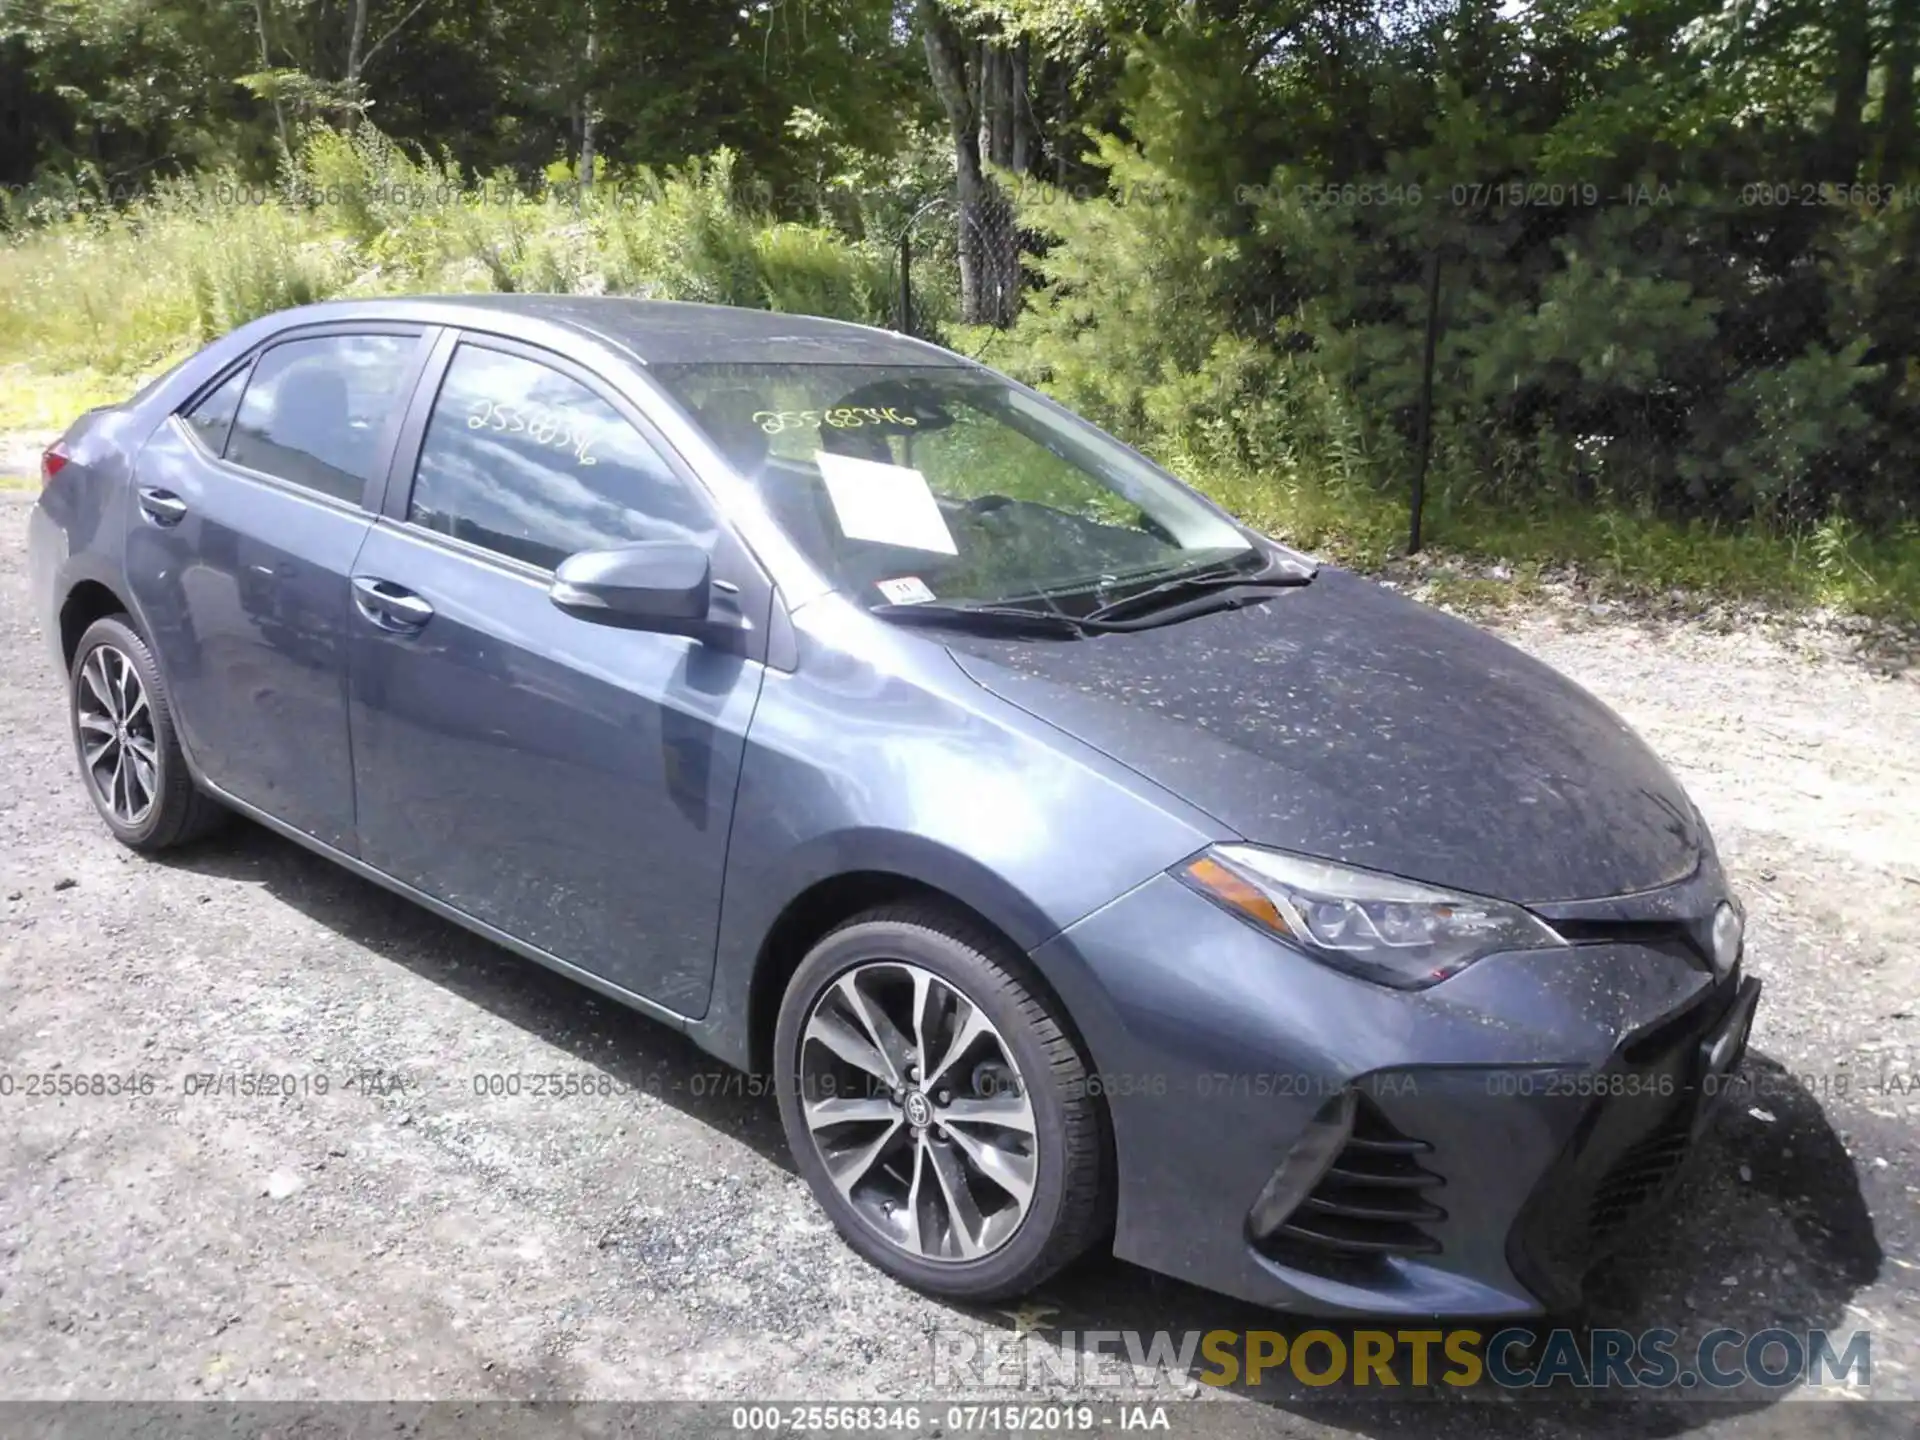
[1253,1092,1444,1258]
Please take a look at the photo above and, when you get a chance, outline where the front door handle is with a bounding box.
[137,487,188,526]
[351,576,435,632]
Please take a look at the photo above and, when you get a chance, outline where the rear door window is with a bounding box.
[227,334,418,504]
[407,343,715,570]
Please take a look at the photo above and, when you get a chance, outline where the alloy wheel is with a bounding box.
[75,644,158,826]
[798,960,1038,1262]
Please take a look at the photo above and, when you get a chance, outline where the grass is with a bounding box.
[1430,497,1920,620]
[0,131,896,379]
[1185,458,1920,624]
[0,367,154,486]
[0,365,147,433]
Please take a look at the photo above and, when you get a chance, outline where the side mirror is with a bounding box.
[549,542,714,633]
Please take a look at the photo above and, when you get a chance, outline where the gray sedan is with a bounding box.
[29,295,1759,1317]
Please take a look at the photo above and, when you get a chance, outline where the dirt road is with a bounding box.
[1,488,1915,1436]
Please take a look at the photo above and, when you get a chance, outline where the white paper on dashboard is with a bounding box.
[814,451,958,555]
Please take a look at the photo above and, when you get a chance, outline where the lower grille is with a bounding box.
[1269,1098,1444,1258]
[1585,1105,1695,1243]
[1507,983,1737,1309]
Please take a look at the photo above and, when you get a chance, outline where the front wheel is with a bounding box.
[773,905,1109,1302]
[68,614,226,851]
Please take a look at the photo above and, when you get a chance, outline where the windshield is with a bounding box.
[650,362,1259,612]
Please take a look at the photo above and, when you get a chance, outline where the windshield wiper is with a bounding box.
[870,602,1117,637]
[871,553,1315,637]
[1083,555,1314,624]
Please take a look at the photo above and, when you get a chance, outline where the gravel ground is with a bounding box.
[1,484,1916,1437]
[0,429,57,486]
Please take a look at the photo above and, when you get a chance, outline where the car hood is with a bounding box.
[943,568,1701,905]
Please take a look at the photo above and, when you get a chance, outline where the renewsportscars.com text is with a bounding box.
[926,1326,1871,1393]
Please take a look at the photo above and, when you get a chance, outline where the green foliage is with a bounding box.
[0,173,347,371]
[297,125,461,248]
[1683,340,1881,518]
[975,0,1920,548]
[755,225,887,319]
[1,0,275,184]
[593,153,775,305]
[0,365,138,434]
[0,125,891,375]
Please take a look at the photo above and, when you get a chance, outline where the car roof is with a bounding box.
[265,295,964,368]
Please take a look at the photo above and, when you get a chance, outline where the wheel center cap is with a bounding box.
[902,1090,933,1128]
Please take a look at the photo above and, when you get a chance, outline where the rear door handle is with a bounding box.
[137,487,188,526]
[351,576,435,632]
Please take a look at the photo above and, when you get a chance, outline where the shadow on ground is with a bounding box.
[157,816,795,1165]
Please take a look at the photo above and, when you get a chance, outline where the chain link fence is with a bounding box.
[890,191,1025,344]
[893,177,1920,551]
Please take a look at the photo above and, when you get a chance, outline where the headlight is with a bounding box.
[1175,844,1565,989]
[1709,901,1743,979]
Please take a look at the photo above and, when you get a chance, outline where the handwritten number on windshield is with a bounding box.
[752,407,919,435]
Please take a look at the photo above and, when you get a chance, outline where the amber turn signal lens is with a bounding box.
[1180,854,1293,937]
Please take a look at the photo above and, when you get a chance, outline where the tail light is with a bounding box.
[41,444,70,487]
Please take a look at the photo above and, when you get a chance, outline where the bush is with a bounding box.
[0,125,892,374]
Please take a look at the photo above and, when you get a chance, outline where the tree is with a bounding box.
[917,0,1044,324]
[238,0,435,129]
[1,0,273,187]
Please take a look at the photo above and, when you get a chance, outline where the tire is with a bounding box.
[774,903,1109,1302]
[68,614,226,851]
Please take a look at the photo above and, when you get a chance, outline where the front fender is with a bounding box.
[691,607,1227,1070]
[739,826,1068,957]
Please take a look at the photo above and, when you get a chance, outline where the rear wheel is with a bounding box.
[68,614,225,851]
[774,904,1108,1302]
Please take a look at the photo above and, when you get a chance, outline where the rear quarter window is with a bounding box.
[181,365,250,456]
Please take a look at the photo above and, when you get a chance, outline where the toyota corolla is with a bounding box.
[29,295,1760,1317]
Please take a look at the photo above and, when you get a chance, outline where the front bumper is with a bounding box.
[1030,869,1757,1318]
[1504,971,1758,1310]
